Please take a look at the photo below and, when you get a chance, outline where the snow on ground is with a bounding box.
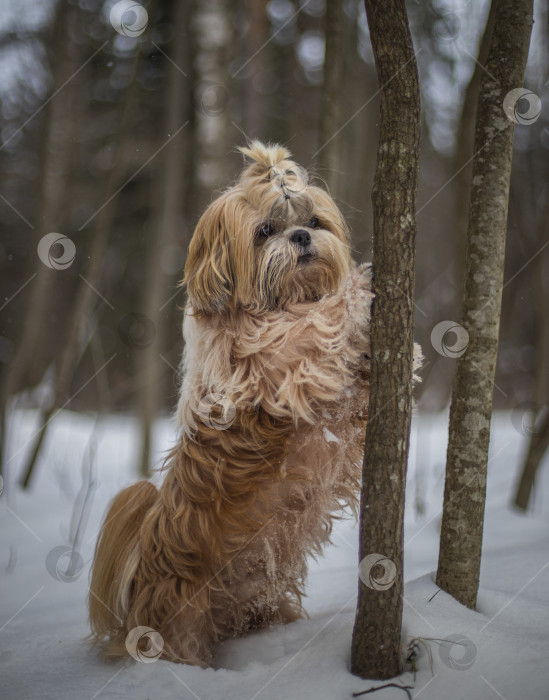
[1,408,548,700]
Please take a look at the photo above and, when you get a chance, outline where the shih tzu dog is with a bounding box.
[89,141,378,666]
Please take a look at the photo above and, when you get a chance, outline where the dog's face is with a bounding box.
[184,142,351,313]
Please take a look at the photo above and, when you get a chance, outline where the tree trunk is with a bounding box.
[436,0,533,609]
[317,0,345,198]
[513,219,549,510]
[240,0,269,138]
[451,0,496,294]
[194,0,233,190]
[137,0,193,476]
[513,409,549,510]
[351,0,421,681]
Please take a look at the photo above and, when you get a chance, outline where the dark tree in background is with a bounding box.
[317,0,345,198]
[513,227,549,510]
[436,0,534,609]
[137,0,194,476]
[0,0,76,474]
[351,0,421,680]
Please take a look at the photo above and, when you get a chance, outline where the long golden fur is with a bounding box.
[89,141,380,666]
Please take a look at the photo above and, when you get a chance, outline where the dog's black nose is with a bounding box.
[290,229,311,247]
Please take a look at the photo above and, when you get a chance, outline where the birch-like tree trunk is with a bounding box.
[194,0,233,190]
[351,0,420,680]
[451,1,496,293]
[436,0,534,609]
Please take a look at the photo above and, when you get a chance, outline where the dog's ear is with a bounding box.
[184,194,234,314]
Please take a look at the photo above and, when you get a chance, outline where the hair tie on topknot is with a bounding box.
[269,164,309,200]
[238,141,310,202]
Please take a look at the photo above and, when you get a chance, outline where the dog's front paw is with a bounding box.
[356,262,373,288]
[344,263,374,327]
[412,342,424,383]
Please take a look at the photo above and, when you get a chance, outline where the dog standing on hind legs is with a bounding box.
[89,141,406,666]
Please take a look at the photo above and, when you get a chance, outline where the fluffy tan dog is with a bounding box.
[89,141,375,666]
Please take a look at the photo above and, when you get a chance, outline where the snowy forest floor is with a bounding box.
[1,408,548,700]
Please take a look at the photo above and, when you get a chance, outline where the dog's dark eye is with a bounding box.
[257,222,276,239]
[308,216,320,229]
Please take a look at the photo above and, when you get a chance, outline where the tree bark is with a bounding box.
[451,0,496,295]
[436,0,533,609]
[351,0,420,681]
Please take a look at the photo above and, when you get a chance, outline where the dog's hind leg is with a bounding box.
[88,480,158,659]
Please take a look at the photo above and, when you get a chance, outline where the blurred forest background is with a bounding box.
[0,0,548,479]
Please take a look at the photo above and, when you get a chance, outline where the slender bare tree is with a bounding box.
[513,236,549,510]
[451,0,496,292]
[317,0,345,198]
[436,0,534,609]
[240,0,269,138]
[351,0,421,680]
[137,0,194,476]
